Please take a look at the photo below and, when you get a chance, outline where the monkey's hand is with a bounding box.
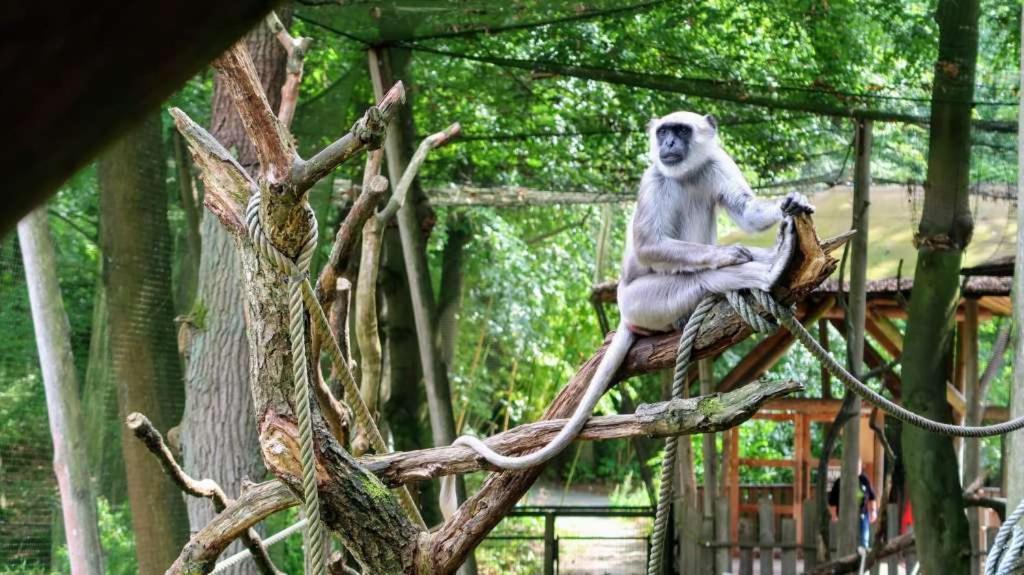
[780,192,814,216]
[712,245,754,268]
[766,217,798,287]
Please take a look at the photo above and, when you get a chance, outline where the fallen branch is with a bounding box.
[809,532,915,575]
[314,151,388,316]
[964,491,1006,521]
[378,122,461,221]
[126,413,281,575]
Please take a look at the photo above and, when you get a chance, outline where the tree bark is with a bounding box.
[19,207,105,575]
[173,131,203,315]
[1009,1,1024,534]
[839,118,870,556]
[99,113,191,574]
[169,45,420,573]
[81,276,126,504]
[900,1,979,572]
[181,22,287,573]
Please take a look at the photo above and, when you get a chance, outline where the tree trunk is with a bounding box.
[19,207,105,575]
[1011,2,1024,528]
[99,113,191,574]
[370,44,476,572]
[81,276,127,504]
[181,22,287,572]
[899,1,978,572]
[437,212,470,367]
[839,118,871,556]
[172,131,203,315]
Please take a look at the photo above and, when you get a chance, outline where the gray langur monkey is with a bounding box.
[453,111,814,470]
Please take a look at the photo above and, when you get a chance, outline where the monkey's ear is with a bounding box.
[704,114,718,131]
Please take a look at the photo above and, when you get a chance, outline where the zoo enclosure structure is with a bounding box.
[591,269,1012,570]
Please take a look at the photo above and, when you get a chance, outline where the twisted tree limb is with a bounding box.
[125,413,281,575]
[172,39,421,574]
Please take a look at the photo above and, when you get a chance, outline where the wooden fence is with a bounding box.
[678,495,921,574]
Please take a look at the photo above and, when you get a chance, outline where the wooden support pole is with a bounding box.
[819,319,833,400]
[700,358,718,513]
[840,117,871,557]
[962,298,982,575]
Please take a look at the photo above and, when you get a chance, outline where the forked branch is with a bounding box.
[126,413,281,575]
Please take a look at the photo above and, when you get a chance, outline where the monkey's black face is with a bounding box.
[655,123,692,166]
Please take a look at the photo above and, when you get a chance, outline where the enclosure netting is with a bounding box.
[0,217,189,572]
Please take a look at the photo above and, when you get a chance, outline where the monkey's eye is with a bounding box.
[677,125,693,138]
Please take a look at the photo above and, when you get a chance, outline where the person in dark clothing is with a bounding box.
[828,461,878,549]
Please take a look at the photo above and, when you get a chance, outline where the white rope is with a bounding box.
[212,519,308,573]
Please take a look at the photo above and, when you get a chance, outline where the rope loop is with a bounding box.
[244,192,326,575]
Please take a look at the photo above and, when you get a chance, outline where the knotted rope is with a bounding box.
[646,295,722,575]
[246,193,326,575]
[648,288,1024,574]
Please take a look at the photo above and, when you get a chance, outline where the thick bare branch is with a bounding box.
[162,379,799,570]
[352,166,389,455]
[169,108,255,235]
[293,82,406,191]
[363,379,801,486]
[126,413,281,575]
[266,12,311,128]
[213,41,296,184]
[168,481,297,575]
[809,532,915,575]
[314,154,388,313]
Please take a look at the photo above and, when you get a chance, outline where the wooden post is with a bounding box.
[886,502,900,575]
[729,428,741,543]
[759,494,775,575]
[781,517,797,575]
[962,298,982,575]
[803,498,819,571]
[700,357,717,514]
[819,318,832,400]
[1012,93,1024,511]
[18,208,104,575]
[543,512,555,575]
[840,117,871,556]
[739,517,754,575]
[715,497,730,575]
[700,515,715,575]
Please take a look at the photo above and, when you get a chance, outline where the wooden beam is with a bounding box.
[1,0,277,236]
[866,311,904,355]
[718,297,835,393]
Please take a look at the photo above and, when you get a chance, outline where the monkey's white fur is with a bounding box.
[453,111,811,470]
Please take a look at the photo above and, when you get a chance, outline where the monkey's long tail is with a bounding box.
[452,324,636,470]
